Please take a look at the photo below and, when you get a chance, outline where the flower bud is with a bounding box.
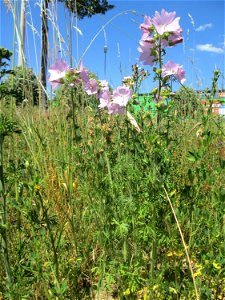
[155,69,162,75]
[151,87,158,95]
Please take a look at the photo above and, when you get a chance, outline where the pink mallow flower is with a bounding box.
[84,79,98,95]
[138,40,156,66]
[168,28,183,46]
[161,28,183,47]
[112,85,132,107]
[48,59,68,89]
[139,16,153,40]
[99,80,109,89]
[78,61,89,83]
[152,9,181,36]
[98,89,111,109]
[98,80,109,98]
[162,61,186,84]
[107,103,126,115]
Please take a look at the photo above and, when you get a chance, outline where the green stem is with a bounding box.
[163,186,200,300]
[157,39,162,103]
[38,193,59,280]
[0,135,13,286]
[156,38,163,125]
[71,88,77,140]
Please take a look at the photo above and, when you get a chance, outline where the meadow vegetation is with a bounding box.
[0,5,225,300]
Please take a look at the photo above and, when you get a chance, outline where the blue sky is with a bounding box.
[1,0,224,93]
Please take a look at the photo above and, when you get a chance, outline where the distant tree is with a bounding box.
[0,48,15,100]
[40,0,114,110]
[3,66,39,106]
[60,0,114,18]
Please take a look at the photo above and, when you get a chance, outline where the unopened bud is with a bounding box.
[151,87,158,95]
[155,69,162,75]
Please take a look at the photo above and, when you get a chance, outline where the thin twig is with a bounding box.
[163,186,200,300]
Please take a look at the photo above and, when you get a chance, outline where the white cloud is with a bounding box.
[196,23,212,32]
[196,44,224,54]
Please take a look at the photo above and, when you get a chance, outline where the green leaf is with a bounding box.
[186,151,196,162]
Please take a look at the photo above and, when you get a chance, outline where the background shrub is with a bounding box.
[3,66,39,105]
[172,86,204,118]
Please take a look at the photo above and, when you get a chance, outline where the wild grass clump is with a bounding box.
[0,94,225,299]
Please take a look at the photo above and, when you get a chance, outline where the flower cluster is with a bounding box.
[98,84,132,115]
[49,60,99,95]
[48,8,186,117]
[138,9,185,84]
[48,60,132,115]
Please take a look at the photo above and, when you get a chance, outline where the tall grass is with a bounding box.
[1,95,225,298]
[1,2,225,299]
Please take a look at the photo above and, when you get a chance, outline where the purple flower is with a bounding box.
[48,59,68,89]
[97,85,132,115]
[78,61,89,83]
[140,16,153,40]
[138,40,156,66]
[69,68,75,75]
[107,103,126,115]
[84,79,98,95]
[162,61,186,84]
[98,89,111,109]
[112,85,132,107]
[152,9,181,36]
[168,28,183,46]
[99,80,109,89]
[176,67,186,84]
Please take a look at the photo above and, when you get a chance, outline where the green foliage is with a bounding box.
[172,86,204,118]
[0,48,14,79]
[3,66,39,105]
[0,114,21,137]
[211,69,221,98]
[53,70,100,111]
[0,95,224,299]
[60,0,114,18]
[0,47,15,99]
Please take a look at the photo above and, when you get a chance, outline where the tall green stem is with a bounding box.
[0,135,13,286]
[157,38,162,104]
[156,38,163,125]
[71,88,78,141]
[38,193,59,280]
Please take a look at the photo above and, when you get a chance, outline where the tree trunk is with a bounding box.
[18,0,26,67]
[40,0,48,110]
